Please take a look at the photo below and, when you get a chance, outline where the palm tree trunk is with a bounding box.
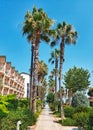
[55,58,58,94]
[54,58,58,110]
[32,31,40,113]
[59,37,65,119]
[29,43,34,111]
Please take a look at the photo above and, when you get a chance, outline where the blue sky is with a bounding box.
[0,0,93,84]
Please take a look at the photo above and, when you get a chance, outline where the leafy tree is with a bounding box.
[51,21,78,118]
[64,66,90,98]
[71,92,89,107]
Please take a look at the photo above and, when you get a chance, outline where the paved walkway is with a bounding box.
[34,104,78,130]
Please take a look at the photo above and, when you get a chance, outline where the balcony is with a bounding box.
[0,66,4,73]
[5,70,10,77]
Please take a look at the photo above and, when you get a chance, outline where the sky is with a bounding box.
[0,0,93,85]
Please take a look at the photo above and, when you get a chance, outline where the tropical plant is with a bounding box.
[51,21,78,118]
[48,76,55,93]
[49,49,60,98]
[37,61,48,104]
[23,6,55,113]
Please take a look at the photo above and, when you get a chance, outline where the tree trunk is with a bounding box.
[32,31,40,113]
[59,36,65,119]
[29,43,34,111]
[54,58,58,110]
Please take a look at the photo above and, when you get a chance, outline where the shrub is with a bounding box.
[36,99,43,112]
[64,106,75,118]
[75,106,91,113]
[88,109,93,129]
[62,118,76,126]
[1,109,37,130]
[73,112,89,129]
[71,92,89,107]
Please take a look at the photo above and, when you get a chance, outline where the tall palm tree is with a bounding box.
[40,78,47,103]
[51,21,78,118]
[48,75,55,93]
[49,49,60,99]
[23,11,36,111]
[23,7,55,113]
[37,60,48,99]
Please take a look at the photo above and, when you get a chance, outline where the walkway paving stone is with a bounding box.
[34,104,78,130]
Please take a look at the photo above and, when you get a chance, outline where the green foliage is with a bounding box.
[73,112,89,129]
[62,118,76,126]
[75,106,91,113]
[71,92,89,107]
[0,104,8,119]
[0,95,37,129]
[46,93,54,103]
[64,66,90,93]
[1,109,36,130]
[88,109,93,129]
[64,106,75,118]
[36,99,43,112]
[18,98,29,109]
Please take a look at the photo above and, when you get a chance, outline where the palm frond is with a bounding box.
[40,35,50,43]
[50,40,58,47]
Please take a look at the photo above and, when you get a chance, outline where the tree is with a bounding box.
[64,66,90,97]
[49,49,60,99]
[37,60,48,100]
[46,93,54,104]
[23,11,35,111]
[40,78,47,102]
[38,60,48,83]
[23,6,55,113]
[51,21,78,118]
[71,92,89,107]
[48,76,55,93]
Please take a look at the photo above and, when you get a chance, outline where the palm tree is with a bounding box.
[37,60,48,99]
[51,21,78,118]
[40,78,47,103]
[48,75,55,93]
[49,49,60,100]
[23,6,55,113]
[23,11,36,111]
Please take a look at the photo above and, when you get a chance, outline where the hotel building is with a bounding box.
[0,56,25,98]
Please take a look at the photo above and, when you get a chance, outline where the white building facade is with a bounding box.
[20,73,30,98]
